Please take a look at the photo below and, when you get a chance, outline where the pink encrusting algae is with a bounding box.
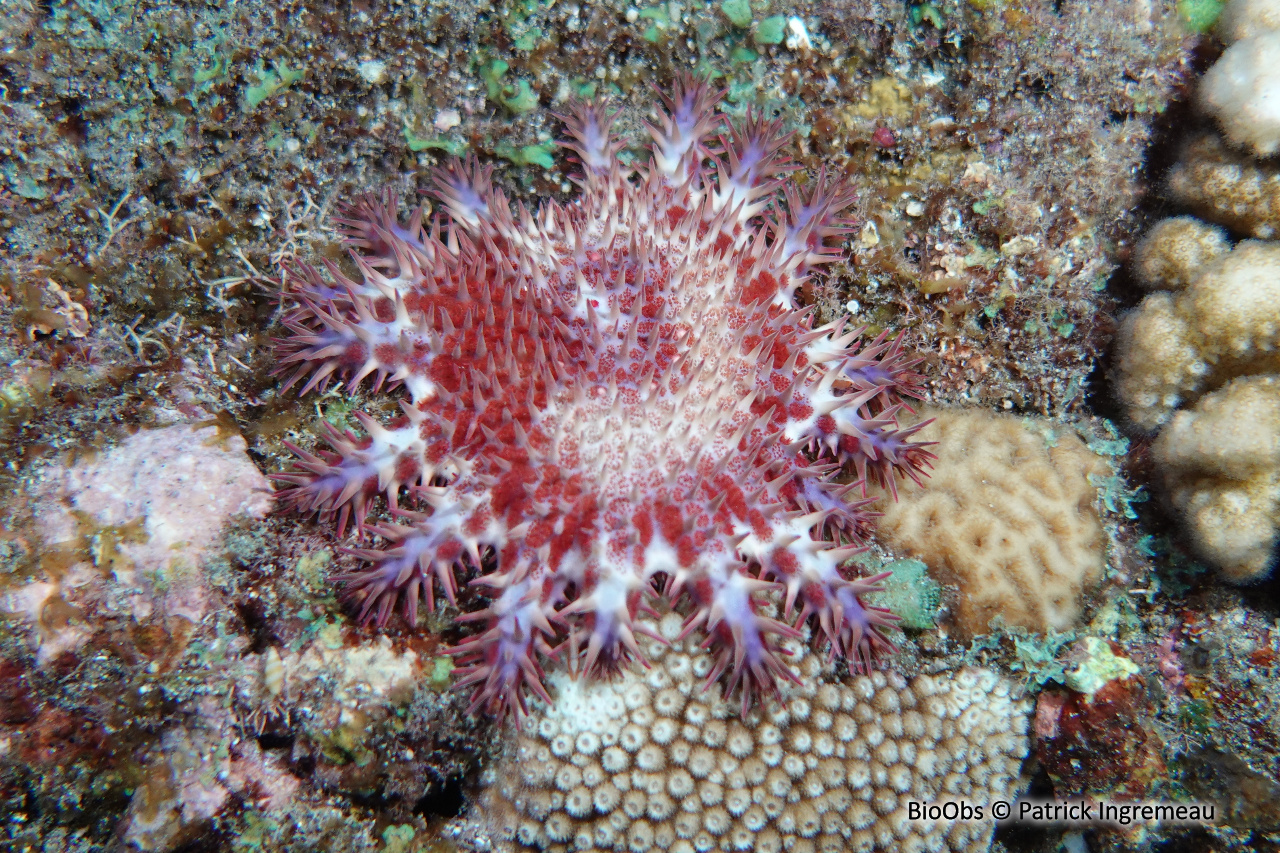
[272,77,935,724]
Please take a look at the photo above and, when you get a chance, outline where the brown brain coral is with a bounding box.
[870,409,1110,638]
[474,610,1031,853]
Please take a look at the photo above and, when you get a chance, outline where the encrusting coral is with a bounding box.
[3,422,273,665]
[270,77,933,722]
[477,610,1031,853]
[871,409,1110,638]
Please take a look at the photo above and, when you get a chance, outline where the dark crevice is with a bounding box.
[347,789,395,810]
[233,598,277,653]
[413,774,467,819]
[170,832,231,853]
[256,730,296,751]
[992,768,1056,851]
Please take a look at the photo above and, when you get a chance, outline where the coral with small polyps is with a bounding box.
[272,78,932,721]
[478,611,1030,853]
[1168,135,1280,240]
[871,409,1110,638]
[1132,216,1228,291]
[1116,219,1280,580]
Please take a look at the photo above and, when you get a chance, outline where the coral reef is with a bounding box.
[1162,597,1280,829]
[0,0,1188,477]
[0,420,482,852]
[0,0,1240,850]
[871,408,1111,638]
[230,631,425,770]
[818,0,1187,417]
[121,698,299,852]
[272,80,933,720]
[475,610,1031,853]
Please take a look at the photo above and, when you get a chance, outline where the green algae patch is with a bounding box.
[754,16,787,45]
[403,128,467,156]
[429,656,455,689]
[720,0,752,28]
[496,140,557,169]
[381,825,418,853]
[911,3,946,28]
[1177,0,1222,32]
[482,60,540,114]
[513,27,544,50]
[243,60,306,111]
[639,7,670,42]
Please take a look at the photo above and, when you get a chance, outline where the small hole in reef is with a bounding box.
[257,731,295,751]
[234,599,277,653]
[414,774,467,819]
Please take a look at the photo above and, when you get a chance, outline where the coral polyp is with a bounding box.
[273,77,933,722]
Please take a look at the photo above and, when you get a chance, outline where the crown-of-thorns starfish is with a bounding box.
[272,76,934,723]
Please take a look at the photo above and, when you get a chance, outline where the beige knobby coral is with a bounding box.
[1200,35,1280,157]
[1115,237,1280,431]
[1167,135,1280,241]
[475,611,1031,853]
[1218,0,1280,41]
[1117,9,1280,582]
[1131,216,1229,291]
[1117,192,1280,580]
[1200,0,1280,157]
[871,409,1110,638]
[1153,376,1280,581]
